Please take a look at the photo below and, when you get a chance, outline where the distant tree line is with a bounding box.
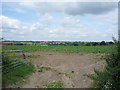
[64,41,114,46]
[2,40,114,46]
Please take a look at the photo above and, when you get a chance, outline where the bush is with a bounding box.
[87,41,120,89]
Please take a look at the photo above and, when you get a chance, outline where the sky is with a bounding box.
[0,1,118,41]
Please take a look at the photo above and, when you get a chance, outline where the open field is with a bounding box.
[7,51,105,88]
[2,45,114,53]
[2,1,119,89]
[2,45,113,88]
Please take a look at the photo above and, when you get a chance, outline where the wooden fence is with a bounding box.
[1,50,28,74]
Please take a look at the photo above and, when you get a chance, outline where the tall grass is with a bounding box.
[2,54,35,88]
[2,62,34,88]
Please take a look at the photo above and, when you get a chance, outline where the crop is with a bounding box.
[2,45,114,53]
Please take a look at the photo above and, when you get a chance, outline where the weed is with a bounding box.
[37,64,51,72]
[58,72,64,75]
[43,81,64,88]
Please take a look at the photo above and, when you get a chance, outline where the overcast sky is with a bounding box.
[1,2,118,41]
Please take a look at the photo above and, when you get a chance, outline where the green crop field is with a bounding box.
[2,45,115,53]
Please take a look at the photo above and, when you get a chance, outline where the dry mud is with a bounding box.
[13,52,105,88]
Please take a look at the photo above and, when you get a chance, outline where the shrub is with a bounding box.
[87,41,120,89]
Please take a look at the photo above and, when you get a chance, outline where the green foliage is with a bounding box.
[92,42,99,46]
[43,81,64,88]
[3,45,114,53]
[87,41,120,89]
[2,53,23,65]
[108,41,114,45]
[2,54,12,65]
[100,41,106,46]
[2,52,35,88]
[2,62,35,87]
[37,64,51,72]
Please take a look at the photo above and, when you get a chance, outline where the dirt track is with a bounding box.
[15,52,105,88]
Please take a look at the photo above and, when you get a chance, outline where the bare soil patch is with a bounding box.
[13,52,105,88]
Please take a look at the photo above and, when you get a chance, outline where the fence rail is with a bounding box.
[3,60,27,73]
[1,50,27,74]
[0,50,23,53]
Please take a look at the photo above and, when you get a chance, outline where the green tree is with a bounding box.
[100,41,106,45]
[72,42,79,46]
[108,41,114,45]
[92,42,99,46]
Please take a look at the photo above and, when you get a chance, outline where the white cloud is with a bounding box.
[1,8,118,41]
[0,15,21,29]
[58,16,88,31]
[0,15,29,39]
[29,22,41,31]
[20,2,117,15]
[39,13,53,26]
